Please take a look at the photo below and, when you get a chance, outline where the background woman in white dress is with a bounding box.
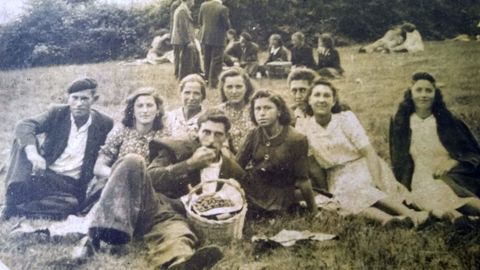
[390,72,480,223]
[296,79,429,227]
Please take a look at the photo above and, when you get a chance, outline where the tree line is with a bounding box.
[0,0,478,70]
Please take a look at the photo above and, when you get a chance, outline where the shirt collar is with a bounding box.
[70,113,92,133]
[212,0,222,4]
[270,46,280,54]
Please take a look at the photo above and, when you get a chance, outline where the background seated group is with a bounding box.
[359,22,424,54]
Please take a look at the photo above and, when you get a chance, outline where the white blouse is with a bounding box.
[296,111,370,169]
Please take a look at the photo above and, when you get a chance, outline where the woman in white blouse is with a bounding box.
[296,78,428,227]
[390,72,480,223]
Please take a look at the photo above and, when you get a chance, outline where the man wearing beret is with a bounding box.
[2,77,114,220]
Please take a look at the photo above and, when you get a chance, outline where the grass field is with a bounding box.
[0,41,479,269]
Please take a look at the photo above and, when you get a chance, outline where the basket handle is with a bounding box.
[185,178,246,208]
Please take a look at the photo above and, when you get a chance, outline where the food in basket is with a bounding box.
[194,195,234,213]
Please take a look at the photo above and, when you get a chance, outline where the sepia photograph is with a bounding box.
[0,0,479,269]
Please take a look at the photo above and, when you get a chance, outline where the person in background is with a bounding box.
[171,0,199,80]
[224,29,239,67]
[225,32,260,77]
[164,74,206,139]
[316,33,344,78]
[390,72,480,223]
[391,23,424,53]
[198,0,231,89]
[217,67,255,153]
[236,90,317,215]
[258,33,290,77]
[2,78,113,220]
[296,79,429,227]
[290,31,315,69]
[359,25,406,53]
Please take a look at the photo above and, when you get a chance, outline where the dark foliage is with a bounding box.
[0,0,478,70]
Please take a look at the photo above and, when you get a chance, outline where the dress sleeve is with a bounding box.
[341,111,370,150]
[99,125,125,166]
[235,129,255,168]
[293,135,309,182]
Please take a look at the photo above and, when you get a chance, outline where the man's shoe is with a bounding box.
[168,245,224,270]
[70,236,100,264]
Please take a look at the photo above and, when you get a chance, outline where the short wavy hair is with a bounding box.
[197,108,231,133]
[318,33,335,49]
[269,34,283,47]
[122,87,164,130]
[287,68,318,87]
[178,74,207,100]
[218,67,255,103]
[249,90,292,126]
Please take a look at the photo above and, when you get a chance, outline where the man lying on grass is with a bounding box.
[2,78,113,220]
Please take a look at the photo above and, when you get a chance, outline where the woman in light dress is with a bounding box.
[296,79,429,227]
[217,67,255,154]
[164,74,206,139]
[390,72,480,223]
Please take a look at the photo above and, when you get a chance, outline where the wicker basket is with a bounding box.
[185,179,247,243]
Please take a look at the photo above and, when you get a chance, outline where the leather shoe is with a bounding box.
[168,245,224,270]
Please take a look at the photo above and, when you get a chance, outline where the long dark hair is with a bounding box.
[249,90,292,126]
[304,78,346,116]
[122,87,164,130]
[218,67,255,104]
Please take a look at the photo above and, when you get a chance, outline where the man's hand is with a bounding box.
[187,146,216,169]
[25,145,46,176]
[434,159,459,179]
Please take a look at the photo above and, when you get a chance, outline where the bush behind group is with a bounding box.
[0,0,479,70]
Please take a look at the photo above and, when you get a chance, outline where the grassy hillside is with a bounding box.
[0,41,479,269]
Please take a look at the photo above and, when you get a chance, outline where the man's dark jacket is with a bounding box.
[148,138,247,199]
[5,105,113,202]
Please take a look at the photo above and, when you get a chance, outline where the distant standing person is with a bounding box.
[290,32,315,69]
[198,0,231,89]
[170,0,182,77]
[316,33,344,78]
[171,0,199,80]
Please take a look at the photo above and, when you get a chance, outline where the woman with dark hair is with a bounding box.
[296,79,429,226]
[164,74,206,139]
[390,72,480,222]
[217,67,255,153]
[236,90,317,214]
[94,87,168,180]
[316,33,344,78]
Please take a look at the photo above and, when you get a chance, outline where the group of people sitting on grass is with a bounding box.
[2,64,479,269]
[223,30,344,79]
[359,22,424,54]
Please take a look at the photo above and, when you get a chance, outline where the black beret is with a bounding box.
[67,77,98,94]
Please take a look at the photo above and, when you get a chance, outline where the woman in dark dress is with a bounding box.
[236,90,317,214]
[390,72,480,222]
[316,33,344,78]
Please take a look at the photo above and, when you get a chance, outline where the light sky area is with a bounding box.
[0,0,156,24]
